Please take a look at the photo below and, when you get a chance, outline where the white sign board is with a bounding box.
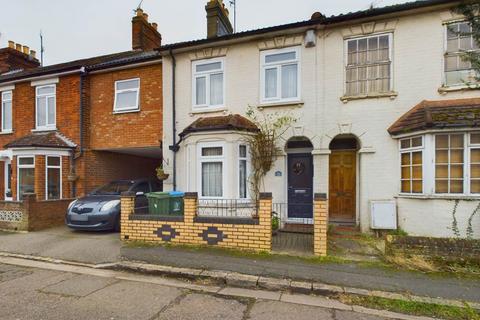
[370,200,397,230]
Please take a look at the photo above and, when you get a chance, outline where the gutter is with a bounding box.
[168,49,179,191]
[0,67,85,86]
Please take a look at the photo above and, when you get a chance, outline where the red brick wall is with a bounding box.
[34,155,45,200]
[87,63,162,150]
[0,47,40,74]
[28,197,73,231]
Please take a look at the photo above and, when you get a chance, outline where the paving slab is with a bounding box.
[248,300,334,320]
[219,287,282,300]
[281,293,352,311]
[334,309,392,320]
[41,274,118,297]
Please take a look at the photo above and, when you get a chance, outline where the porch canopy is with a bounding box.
[388,98,480,136]
[179,114,259,138]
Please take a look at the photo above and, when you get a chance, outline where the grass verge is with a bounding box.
[339,294,480,320]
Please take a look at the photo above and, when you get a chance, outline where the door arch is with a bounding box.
[329,135,359,224]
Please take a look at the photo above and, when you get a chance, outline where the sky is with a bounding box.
[0,0,412,66]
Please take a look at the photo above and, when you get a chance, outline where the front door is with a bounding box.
[287,153,313,219]
[329,150,356,222]
[4,160,12,201]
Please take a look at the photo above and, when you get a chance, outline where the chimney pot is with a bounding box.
[311,12,325,20]
[143,13,149,21]
[22,46,30,55]
[8,41,15,49]
[30,50,37,58]
[15,43,22,51]
[136,8,144,16]
[152,22,158,30]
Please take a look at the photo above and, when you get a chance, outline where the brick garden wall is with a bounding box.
[121,192,273,252]
[0,200,27,231]
[386,235,480,263]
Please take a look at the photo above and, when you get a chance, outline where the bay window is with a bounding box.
[114,78,140,112]
[398,132,480,196]
[18,156,34,200]
[444,21,479,86]
[46,156,61,200]
[261,47,300,103]
[199,144,224,198]
[345,34,392,96]
[399,137,423,194]
[1,91,12,132]
[36,85,56,130]
[192,58,224,109]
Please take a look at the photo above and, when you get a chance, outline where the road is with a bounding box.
[0,262,393,320]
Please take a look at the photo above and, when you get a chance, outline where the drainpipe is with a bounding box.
[168,49,179,191]
[72,67,87,197]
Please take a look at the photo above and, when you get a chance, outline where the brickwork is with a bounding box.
[0,193,73,232]
[121,192,273,252]
[314,193,328,257]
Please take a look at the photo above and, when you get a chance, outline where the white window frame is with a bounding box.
[443,21,480,87]
[35,85,56,130]
[17,156,35,201]
[399,136,424,195]
[1,90,12,133]
[192,58,225,110]
[469,133,480,195]
[238,144,250,199]
[45,156,62,200]
[344,33,393,96]
[260,46,301,104]
[113,78,140,113]
[197,142,226,199]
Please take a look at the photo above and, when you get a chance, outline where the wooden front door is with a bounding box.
[329,150,356,222]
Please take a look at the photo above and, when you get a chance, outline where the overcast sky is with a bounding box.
[0,0,411,66]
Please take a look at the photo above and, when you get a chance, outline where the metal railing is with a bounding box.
[272,203,314,234]
[197,199,257,218]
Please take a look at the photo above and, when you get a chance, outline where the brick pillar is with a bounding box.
[22,193,36,231]
[120,191,136,240]
[35,155,45,200]
[314,193,328,256]
[258,192,273,252]
[183,192,198,225]
[11,156,17,201]
[0,161,4,200]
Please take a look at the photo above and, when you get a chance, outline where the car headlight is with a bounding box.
[68,200,77,210]
[100,200,120,212]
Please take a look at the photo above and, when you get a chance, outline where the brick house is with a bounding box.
[161,0,480,239]
[0,9,162,206]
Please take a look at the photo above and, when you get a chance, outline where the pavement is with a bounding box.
[0,259,432,320]
[121,245,480,303]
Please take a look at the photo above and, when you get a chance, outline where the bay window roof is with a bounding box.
[5,131,76,149]
[179,114,258,138]
[388,98,480,136]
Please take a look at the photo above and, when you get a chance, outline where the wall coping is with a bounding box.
[193,216,260,225]
[259,193,273,200]
[184,192,198,199]
[314,193,327,201]
[121,191,136,197]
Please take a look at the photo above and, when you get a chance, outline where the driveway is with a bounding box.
[0,226,121,265]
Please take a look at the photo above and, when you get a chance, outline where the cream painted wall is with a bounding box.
[163,8,480,238]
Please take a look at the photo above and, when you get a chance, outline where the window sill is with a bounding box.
[340,92,398,103]
[396,194,480,201]
[113,108,140,115]
[258,100,304,108]
[0,130,13,135]
[31,127,57,132]
[438,85,480,94]
[190,107,228,115]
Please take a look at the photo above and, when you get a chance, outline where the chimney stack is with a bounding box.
[0,41,40,74]
[131,8,162,51]
[206,0,233,39]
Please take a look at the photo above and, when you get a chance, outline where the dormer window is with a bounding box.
[36,85,56,130]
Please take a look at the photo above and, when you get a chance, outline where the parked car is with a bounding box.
[66,179,162,231]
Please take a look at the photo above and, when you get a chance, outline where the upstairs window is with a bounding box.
[1,91,12,132]
[445,22,480,86]
[192,58,224,109]
[114,78,140,112]
[261,47,300,103]
[399,136,423,194]
[36,85,56,130]
[345,34,392,96]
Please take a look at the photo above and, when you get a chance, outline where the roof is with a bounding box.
[160,0,457,52]
[179,114,259,137]
[5,131,77,149]
[0,50,161,83]
[388,98,480,136]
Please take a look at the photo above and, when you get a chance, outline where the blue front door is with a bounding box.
[287,153,313,219]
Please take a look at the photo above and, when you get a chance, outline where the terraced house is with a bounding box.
[0,10,162,231]
[161,0,480,238]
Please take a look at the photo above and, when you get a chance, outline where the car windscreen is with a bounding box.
[91,181,135,195]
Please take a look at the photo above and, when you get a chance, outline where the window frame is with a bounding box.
[238,144,250,199]
[35,84,56,130]
[260,46,301,104]
[1,90,13,133]
[433,133,467,195]
[399,136,424,195]
[113,78,141,113]
[344,33,393,97]
[469,133,480,195]
[192,58,226,110]
[17,156,35,201]
[197,142,226,199]
[45,156,62,200]
[443,21,480,87]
